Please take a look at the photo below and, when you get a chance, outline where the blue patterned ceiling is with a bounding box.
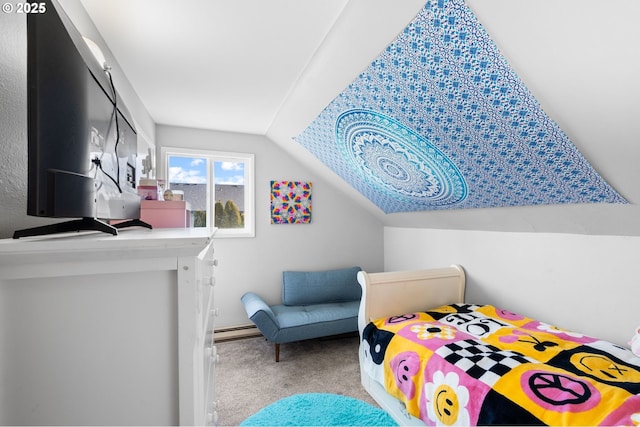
[294,0,626,214]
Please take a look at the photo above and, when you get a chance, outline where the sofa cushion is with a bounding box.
[272,301,360,328]
[270,301,360,343]
[282,266,361,306]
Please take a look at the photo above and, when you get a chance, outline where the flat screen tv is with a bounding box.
[14,0,150,238]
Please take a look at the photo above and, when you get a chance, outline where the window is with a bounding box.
[161,147,254,237]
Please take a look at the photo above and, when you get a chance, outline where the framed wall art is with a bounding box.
[270,181,312,224]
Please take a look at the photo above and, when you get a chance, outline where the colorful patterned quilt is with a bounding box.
[361,304,640,426]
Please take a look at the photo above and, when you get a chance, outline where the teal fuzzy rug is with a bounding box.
[239,393,398,426]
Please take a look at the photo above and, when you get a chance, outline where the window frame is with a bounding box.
[160,146,255,238]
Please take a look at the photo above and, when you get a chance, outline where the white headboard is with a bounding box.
[357,265,466,333]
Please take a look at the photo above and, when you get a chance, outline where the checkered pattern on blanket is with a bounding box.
[436,339,534,387]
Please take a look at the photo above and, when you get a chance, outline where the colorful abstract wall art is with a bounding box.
[294,0,626,214]
[270,181,312,224]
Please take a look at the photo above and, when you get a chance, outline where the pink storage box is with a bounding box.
[140,200,192,228]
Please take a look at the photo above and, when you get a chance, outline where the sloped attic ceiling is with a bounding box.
[294,0,626,213]
[78,0,640,235]
[267,0,640,235]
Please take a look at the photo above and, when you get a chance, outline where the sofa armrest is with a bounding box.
[241,292,280,341]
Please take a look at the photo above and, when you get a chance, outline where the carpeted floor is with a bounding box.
[214,333,378,426]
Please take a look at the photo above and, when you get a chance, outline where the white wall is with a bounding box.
[156,125,384,328]
[384,227,640,347]
[0,2,155,239]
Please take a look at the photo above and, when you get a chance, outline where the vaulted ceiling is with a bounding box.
[79,0,640,234]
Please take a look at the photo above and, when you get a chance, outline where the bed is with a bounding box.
[357,266,640,426]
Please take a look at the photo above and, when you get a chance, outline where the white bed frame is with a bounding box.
[357,265,466,425]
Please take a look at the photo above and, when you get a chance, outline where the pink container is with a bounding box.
[140,200,192,228]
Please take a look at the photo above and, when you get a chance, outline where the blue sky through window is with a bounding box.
[168,156,244,185]
[214,161,245,185]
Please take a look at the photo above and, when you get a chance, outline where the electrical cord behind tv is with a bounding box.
[102,65,123,193]
[92,156,122,193]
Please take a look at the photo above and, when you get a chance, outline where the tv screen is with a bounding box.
[14,0,148,238]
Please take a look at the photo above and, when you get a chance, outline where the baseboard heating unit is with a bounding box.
[214,324,260,342]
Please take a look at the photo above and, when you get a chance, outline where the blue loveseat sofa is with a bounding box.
[240,266,362,361]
